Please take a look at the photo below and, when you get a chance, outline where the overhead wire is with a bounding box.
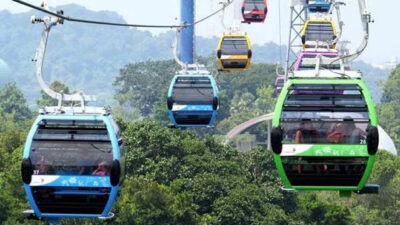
[12,0,233,29]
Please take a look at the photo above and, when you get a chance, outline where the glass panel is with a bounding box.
[244,0,265,11]
[32,187,110,214]
[305,22,334,41]
[31,141,113,175]
[284,84,366,108]
[280,121,368,144]
[173,87,214,104]
[221,37,249,55]
[173,77,214,104]
[222,59,248,69]
[30,121,113,176]
[173,113,212,125]
[284,94,366,107]
[282,111,370,120]
[282,156,368,186]
[276,79,285,86]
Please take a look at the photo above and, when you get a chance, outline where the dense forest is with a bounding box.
[0,56,399,224]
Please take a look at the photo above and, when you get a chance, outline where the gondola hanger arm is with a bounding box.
[32,15,96,107]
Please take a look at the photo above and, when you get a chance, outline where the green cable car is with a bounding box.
[271,78,379,197]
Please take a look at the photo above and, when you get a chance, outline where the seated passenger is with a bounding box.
[36,156,54,175]
[295,121,318,143]
[92,161,110,176]
[295,122,318,174]
[345,122,367,144]
[327,121,366,144]
[326,122,346,143]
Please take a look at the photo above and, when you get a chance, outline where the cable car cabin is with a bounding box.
[167,75,219,128]
[21,114,124,219]
[274,76,285,96]
[217,34,252,71]
[271,79,379,196]
[294,51,342,71]
[241,0,268,23]
[301,20,337,49]
[306,0,331,13]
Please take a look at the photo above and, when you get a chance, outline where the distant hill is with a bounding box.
[0,4,388,106]
[352,61,390,103]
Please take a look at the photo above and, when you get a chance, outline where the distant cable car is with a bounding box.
[217,34,252,71]
[21,113,124,219]
[306,0,331,13]
[301,19,337,49]
[271,79,379,197]
[274,75,285,96]
[241,0,268,23]
[167,74,218,128]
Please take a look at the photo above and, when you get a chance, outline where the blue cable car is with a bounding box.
[306,0,331,13]
[21,113,124,220]
[167,74,219,128]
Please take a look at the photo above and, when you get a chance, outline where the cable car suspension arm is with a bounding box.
[32,15,96,108]
[172,28,187,70]
[347,0,373,61]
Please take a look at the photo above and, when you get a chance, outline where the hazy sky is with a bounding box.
[1,0,398,63]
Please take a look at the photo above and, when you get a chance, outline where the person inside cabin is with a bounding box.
[326,119,367,173]
[345,121,367,144]
[326,122,346,143]
[295,121,318,144]
[327,118,366,144]
[37,157,54,175]
[294,121,318,174]
[92,161,110,176]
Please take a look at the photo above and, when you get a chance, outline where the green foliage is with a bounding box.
[36,80,70,107]
[378,66,400,149]
[113,60,178,116]
[152,88,170,126]
[381,66,400,103]
[0,147,32,224]
[0,82,32,122]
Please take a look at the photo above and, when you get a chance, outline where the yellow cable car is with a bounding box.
[301,19,337,49]
[217,33,252,71]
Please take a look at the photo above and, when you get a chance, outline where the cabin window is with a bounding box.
[280,84,370,144]
[305,22,334,41]
[30,120,113,176]
[173,77,214,104]
[221,37,248,55]
[244,0,265,11]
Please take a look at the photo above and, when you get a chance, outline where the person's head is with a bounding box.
[97,161,110,172]
[300,121,313,130]
[343,116,356,129]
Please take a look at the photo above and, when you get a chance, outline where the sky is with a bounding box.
[1,0,398,63]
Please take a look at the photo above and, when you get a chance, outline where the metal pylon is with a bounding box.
[285,1,307,79]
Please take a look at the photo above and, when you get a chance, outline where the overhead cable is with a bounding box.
[13,0,233,29]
